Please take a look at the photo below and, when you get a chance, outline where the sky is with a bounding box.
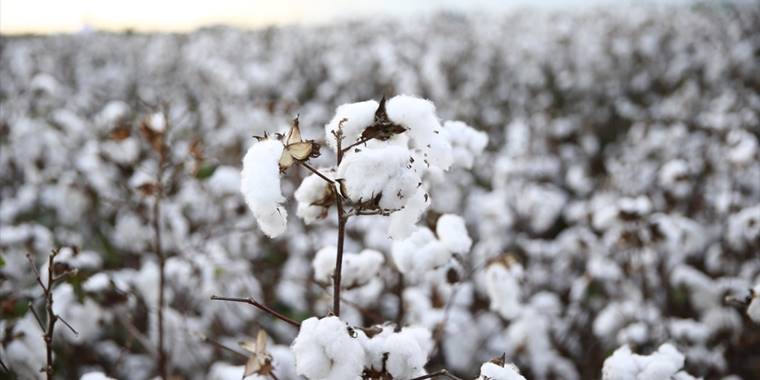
[0,0,685,35]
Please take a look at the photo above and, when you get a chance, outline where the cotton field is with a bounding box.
[1,2,759,380]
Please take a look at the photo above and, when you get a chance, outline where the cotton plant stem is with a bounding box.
[334,199,347,317]
[300,161,334,184]
[333,127,346,317]
[43,251,56,380]
[210,295,301,327]
[154,158,168,380]
[25,249,78,380]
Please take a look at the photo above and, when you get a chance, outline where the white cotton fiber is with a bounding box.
[602,343,691,380]
[387,95,453,171]
[291,316,364,380]
[312,246,384,287]
[485,262,522,320]
[477,362,527,380]
[443,120,488,169]
[388,188,431,240]
[240,139,287,238]
[383,327,431,379]
[392,227,451,278]
[436,214,472,254]
[337,145,420,211]
[324,100,379,151]
[294,172,333,224]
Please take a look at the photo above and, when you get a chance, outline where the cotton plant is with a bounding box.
[231,95,488,379]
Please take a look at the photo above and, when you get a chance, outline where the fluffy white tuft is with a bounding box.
[291,316,364,380]
[386,95,453,171]
[477,362,527,380]
[601,343,694,380]
[312,246,385,287]
[240,139,287,238]
[294,171,333,224]
[435,214,472,254]
[324,100,379,151]
[485,262,523,320]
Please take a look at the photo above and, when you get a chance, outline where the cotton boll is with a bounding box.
[442,120,488,169]
[436,214,472,254]
[386,95,453,171]
[337,145,420,211]
[477,362,527,380]
[313,246,338,284]
[357,326,395,371]
[392,227,451,279]
[240,139,287,238]
[291,316,364,380]
[294,171,334,224]
[324,100,378,151]
[602,343,692,380]
[388,188,431,240]
[312,246,384,287]
[485,262,523,320]
[343,249,385,287]
[384,328,432,379]
[207,166,242,196]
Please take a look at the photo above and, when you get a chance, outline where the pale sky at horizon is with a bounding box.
[1,0,692,35]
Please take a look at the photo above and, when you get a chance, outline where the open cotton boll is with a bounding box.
[485,262,523,320]
[602,343,692,380]
[388,188,431,240]
[312,246,338,284]
[324,100,378,151]
[337,145,420,211]
[748,283,760,323]
[343,249,385,287]
[477,362,527,380]
[386,95,453,171]
[383,327,433,379]
[436,214,472,254]
[294,171,333,224]
[291,316,364,380]
[241,139,287,238]
[392,227,451,279]
[312,246,385,287]
[442,120,489,169]
[357,326,395,371]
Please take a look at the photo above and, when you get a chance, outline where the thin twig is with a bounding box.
[195,333,248,359]
[300,161,334,184]
[115,314,158,356]
[28,301,45,330]
[0,356,8,373]
[43,249,58,380]
[154,107,169,379]
[210,295,301,328]
[57,315,79,336]
[26,252,47,292]
[341,136,373,153]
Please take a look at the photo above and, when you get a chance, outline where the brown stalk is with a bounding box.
[210,295,301,327]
